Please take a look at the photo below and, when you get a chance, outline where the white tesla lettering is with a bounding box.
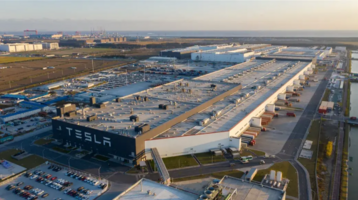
[75,130,82,139]
[85,132,92,142]
[103,137,111,147]
[94,134,101,144]
[66,127,73,136]
[65,127,112,147]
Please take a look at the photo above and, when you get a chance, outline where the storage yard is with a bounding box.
[0,58,129,92]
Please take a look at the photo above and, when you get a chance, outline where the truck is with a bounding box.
[286,112,296,117]
[292,92,300,97]
[288,98,300,102]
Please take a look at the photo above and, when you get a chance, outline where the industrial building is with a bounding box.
[114,178,198,200]
[52,56,314,166]
[0,43,42,52]
[41,42,60,50]
[29,34,63,39]
[191,44,271,63]
[160,44,233,59]
[262,46,330,61]
[115,169,288,200]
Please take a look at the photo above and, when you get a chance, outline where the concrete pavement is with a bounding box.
[278,69,332,200]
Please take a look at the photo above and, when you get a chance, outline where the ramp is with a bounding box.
[151,148,170,185]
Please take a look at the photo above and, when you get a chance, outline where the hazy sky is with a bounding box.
[0,0,357,31]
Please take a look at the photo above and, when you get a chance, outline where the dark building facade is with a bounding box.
[160,50,197,59]
[52,119,136,164]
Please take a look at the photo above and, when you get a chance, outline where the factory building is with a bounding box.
[41,42,60,50]
[29,34,63,39]
[191,44,271,63]
[52,56,314,165]
[115,171,287,200]
[0,43,42,52]
[160,44,233,59]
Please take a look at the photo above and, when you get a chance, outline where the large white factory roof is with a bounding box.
[115,178,198,200]
[58,79,238,138]
[154,60,310,138]
[219,176,285,200]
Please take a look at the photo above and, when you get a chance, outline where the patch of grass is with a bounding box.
[52,146,71,154]
[94,154,109,161]
[173,174,211,182]
[298,120,320,199]
[0,104,13,109]
[345,81,350,117]
[340,123,349,200]
[322,89,331,101]
[194,152,226,164]
[163,155,199,169]
[34,138,54,145]
[0,149,46,170]
[149,155,199,170]
[253,161,298,197]
[0,57,45,64]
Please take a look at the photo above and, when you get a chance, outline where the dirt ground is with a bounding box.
[0,58,128,92]
[318,119,339,200]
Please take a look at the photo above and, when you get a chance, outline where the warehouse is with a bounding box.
[29,34,63,39]
[41,42,60,50]
[160,44,233,59]
[0,43,42,52]
[145,60,313,159]
[52,79,241,164]
[263,46,327,61]
[52,58,313,165]
[191,44,270,63]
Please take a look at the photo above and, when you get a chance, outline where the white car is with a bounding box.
[30,175,38,179]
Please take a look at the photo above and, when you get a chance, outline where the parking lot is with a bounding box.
[250,71,326,155]
[0,163,108,200]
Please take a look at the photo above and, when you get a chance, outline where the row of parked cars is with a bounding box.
[63,188,89,200]
[66,171,107,189]
[5,182,49,200]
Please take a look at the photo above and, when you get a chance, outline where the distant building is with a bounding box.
[41,43,59,50]
[0,43,42,52]
[161,44,233,59]
[29,34,63,39]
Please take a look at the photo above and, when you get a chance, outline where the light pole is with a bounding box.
[20,141,25,151]
[42,148,46,159]
[68,157,73,171]
[98,166,101,180]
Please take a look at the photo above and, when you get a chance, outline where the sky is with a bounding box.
[0,0,357,31]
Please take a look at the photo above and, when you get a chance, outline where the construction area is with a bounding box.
[0,58,130,92]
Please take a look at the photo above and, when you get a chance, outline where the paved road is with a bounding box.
[332,78,348,199]
[278,69,333,200]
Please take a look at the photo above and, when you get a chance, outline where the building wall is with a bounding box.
[52,119,136,163]
[229,62,312,137]
[0,43,42,52]
[135,84,242,161]
[0,45,10,52]
[191,52,254,63]
[145,132,241,159]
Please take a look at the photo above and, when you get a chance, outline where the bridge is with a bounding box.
[151,148,171,185]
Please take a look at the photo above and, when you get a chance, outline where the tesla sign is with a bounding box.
[60,126,111,147]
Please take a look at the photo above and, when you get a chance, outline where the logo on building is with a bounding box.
[63,127,111,147]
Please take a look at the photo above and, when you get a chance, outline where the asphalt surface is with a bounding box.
[278,69,333,200]
[332,72,348,199]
